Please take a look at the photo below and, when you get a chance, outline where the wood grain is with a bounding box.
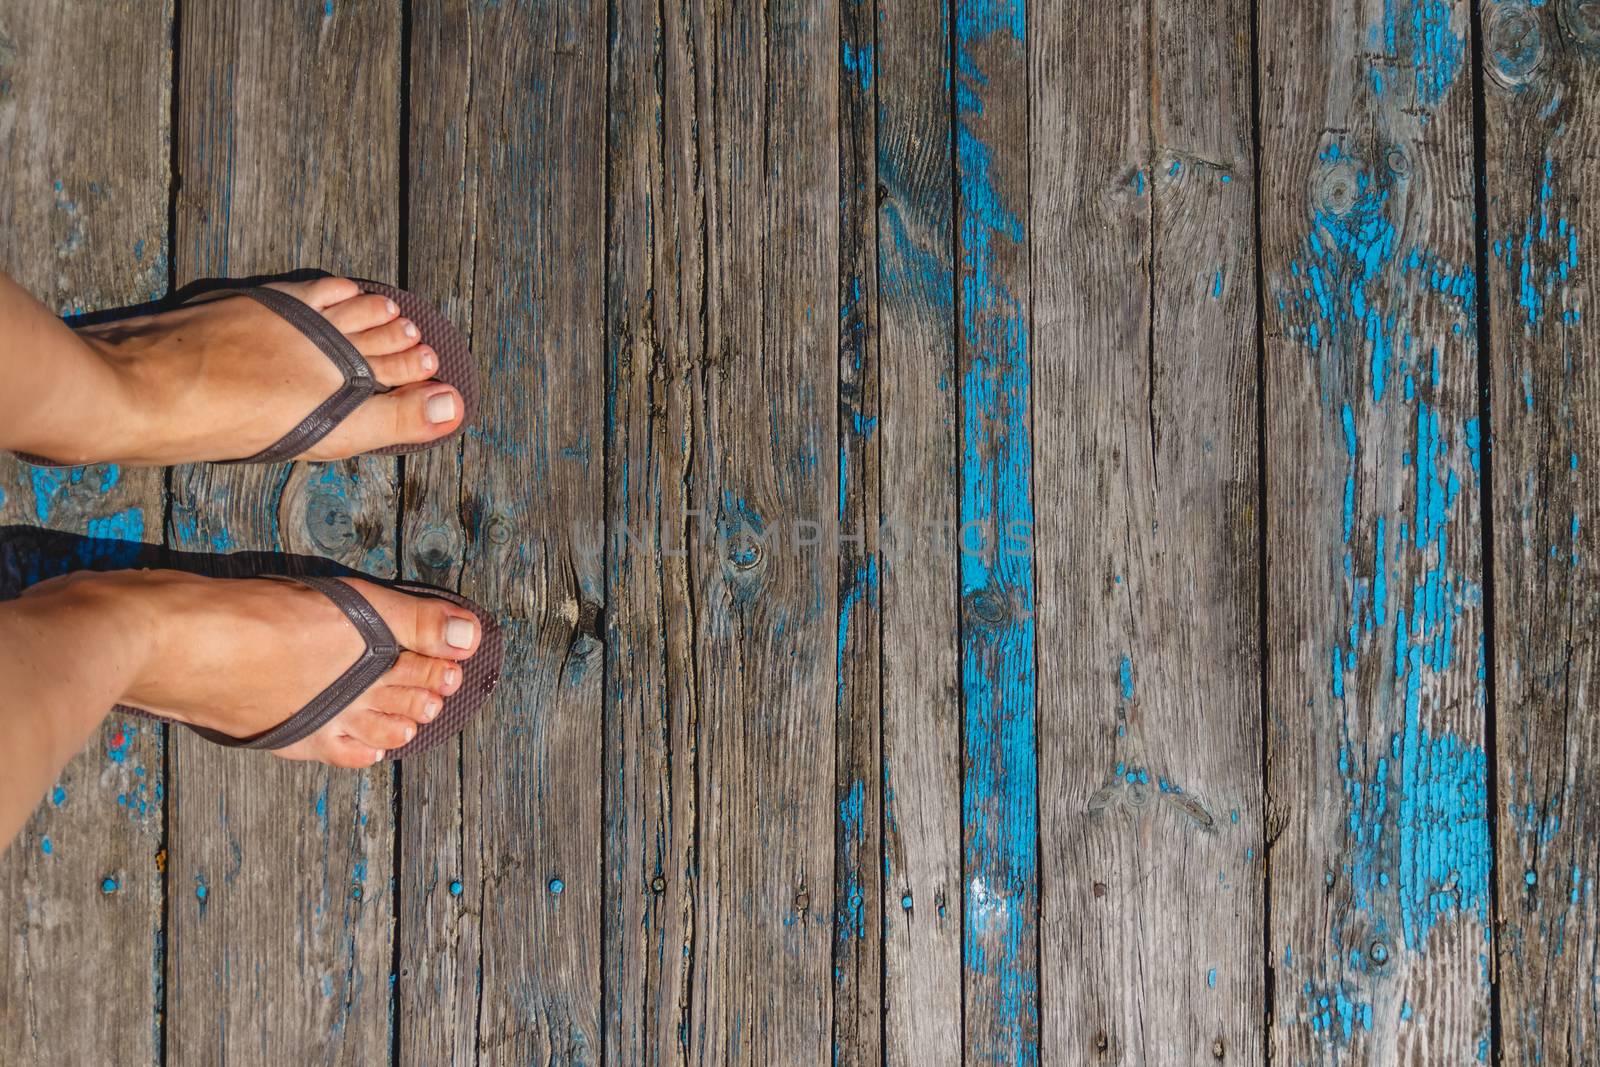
[1032,0,1264,1060]
[684,0,841,1061]
[395,1,477,1063]
[601,0,703,1060]
[834,0,884,1060]
[953,2,1039,1062]
[443,1,609,1061]
[0,2,171,1063]
[876,0,964,1061]
[1260,0,1491,1060]
[1480,0,1600,1060]
[166,4,403,1063]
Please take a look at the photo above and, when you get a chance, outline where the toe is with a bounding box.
[319,734,387,769]
[341,707,420,751]
[351,317,424,359]
[301,382,462,460]
[366,345,438,387]
[271,276,360,310]
[370,685,444,724]
[321,292,400,334]
[385,652,462,695]
[346,579,482,660]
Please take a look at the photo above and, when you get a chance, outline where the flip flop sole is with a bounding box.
[114,577,504,762]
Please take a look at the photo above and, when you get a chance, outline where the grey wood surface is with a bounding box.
[601,0,703,1060]
[395,1,477,1063]
[0,2,171,1065]
[1032,0,1265,1061]
[5,0,1600,1064]
[1261,0,1491,1061]
[688,2,841,1062]
[876,0,964,1062]
[834,0,885,1056]
[409,2,611,1062]
[1481,0,1600,1061]
[166,4,403,1064]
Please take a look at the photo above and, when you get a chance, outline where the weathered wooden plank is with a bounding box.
[953,2,1039,1062]
[167,4,403,1061]
[833,0,883,1061]
[1032,0,1265,1058]
[875,0,963,1060]
[0,3,171,1063]
[601,0,703,1060]
[1480,2,1600,1060]
[684,0,840,1061]
[438,1,609,1061]
[395,1,477,1063]
[1261,0,1491,1059]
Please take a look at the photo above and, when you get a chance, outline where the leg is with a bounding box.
[0,268,466,466]
[1,569,483,854]
[0,573,149,850]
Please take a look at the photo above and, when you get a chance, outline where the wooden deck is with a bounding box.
[1,0,1596,1063]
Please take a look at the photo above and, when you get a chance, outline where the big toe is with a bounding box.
[303,382,464,460]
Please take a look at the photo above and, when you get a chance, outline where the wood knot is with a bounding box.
[651,876,665,894]
[793,885,810,913]
[1212,1037,1225,1060]
[1558,0,1600,47]
[1312,159,1362,217]
[1486,2,1547,89]
[1092,881,1107,898]
[410,525,460,572]
[1094,1029,1109,1054]
[303,490,357,554]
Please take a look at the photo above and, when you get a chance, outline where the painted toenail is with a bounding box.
[402,321,419,338]
[446,618,474,649]
[420,349,437,373]
[426,393,457,424]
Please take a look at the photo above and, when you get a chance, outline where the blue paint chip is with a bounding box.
[449,880,463,897]
[549,877,564,895]
[101,876,118,894]
[40,837,53,855]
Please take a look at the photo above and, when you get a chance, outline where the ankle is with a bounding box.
[9,330,146,466]
[21,571,161,699]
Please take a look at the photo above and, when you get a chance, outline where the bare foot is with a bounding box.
[26,569,482,767]
[56,276,465,466]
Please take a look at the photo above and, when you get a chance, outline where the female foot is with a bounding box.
[25,569,482,767]
[4,274,466,467]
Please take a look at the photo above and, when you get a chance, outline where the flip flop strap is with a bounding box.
[224,286,382,464]
[188,576,402,751]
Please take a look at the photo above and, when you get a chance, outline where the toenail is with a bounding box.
[425,699,441,720]
[446,618,475,649]
[402,320,419,338]
[420,349,437,372]
[444,667,460,688]
[426,393,457,424]
[373,749,385,761]
[404,725,416,741]
[385,299,398,315]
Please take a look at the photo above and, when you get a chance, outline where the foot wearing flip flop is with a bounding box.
[29,569,488,767]
[36,276,467,467]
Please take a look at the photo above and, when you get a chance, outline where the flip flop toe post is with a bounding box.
[115,577,503,761]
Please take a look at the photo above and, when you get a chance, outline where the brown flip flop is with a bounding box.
[116,576,503,761]
[15,277,477,467]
